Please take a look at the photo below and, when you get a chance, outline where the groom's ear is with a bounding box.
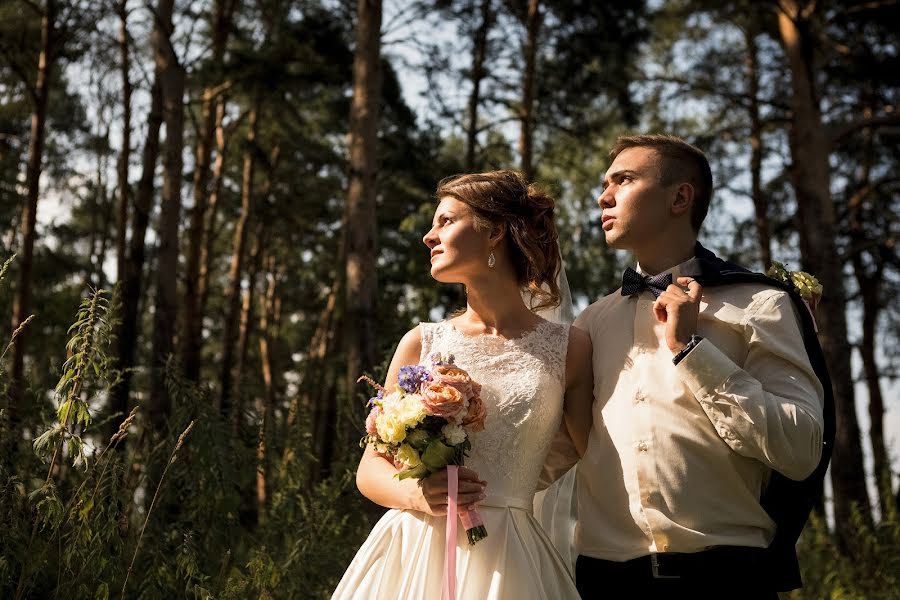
[671,182,694,217]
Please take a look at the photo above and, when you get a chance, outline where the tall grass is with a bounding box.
[0,261,374,599]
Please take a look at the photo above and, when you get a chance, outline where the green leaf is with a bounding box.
[396,463,429,480]
[55,368,75,393]
[94,582,109,600]
[421,439,455,471]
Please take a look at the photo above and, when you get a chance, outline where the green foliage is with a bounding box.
[787,508,900,600]
[0,282,375,599]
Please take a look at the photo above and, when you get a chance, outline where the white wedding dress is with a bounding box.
[332,319,579,599]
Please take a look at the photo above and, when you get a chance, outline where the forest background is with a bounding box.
[1,0,899,598]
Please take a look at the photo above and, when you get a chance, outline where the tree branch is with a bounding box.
[831,113,900,144]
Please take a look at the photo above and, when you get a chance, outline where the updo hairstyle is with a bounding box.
[435,170,561,311]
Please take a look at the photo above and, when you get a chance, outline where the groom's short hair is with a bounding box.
[610,134,713,233]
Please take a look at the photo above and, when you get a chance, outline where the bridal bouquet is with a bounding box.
[359,352,488,544]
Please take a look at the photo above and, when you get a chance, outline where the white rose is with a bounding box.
[441,423,467,446]
[396,394,427,427]
[381,389,404,410]
[376,412,407,444]
[395,443,421,468]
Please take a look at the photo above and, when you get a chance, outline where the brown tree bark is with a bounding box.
[182,0,238,382]
[311,280,343,481]
[115,0,132,283]
[86,136,113,292]
[744,25,772,270]
[232,222,264,437]
[149,0,187,430]
[9,0,56,417]
[282,253,342,480]
[344,0,382,428]
[518,0,540,183]
[776,1,872,538]
[465,0,494,171]
[256,252,278,525]
[848,107,892,518]
[219,95,261,415]
[198,96,229,324]
[110,77,163,433]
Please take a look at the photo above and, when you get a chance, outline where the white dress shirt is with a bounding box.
[558,257,824,561]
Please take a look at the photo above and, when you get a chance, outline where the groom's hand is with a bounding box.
[653,276,703,354]
[417,467,486,516]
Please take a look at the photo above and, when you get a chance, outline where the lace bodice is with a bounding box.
[419,320,569,506]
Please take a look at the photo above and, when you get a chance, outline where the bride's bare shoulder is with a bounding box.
[395,326,423,355]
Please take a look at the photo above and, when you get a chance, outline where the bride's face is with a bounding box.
[423,197,492,283]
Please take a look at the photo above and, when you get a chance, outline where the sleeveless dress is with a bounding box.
[332,320,579,600]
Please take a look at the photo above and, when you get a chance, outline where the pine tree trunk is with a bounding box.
[198,96,228,326]
[83,142,104,292]
[344,0,382,423]
[284,266,341,479]
[232,223,264,437]
[744,26,771,270]
[858,272,888,515]
[849,111,891,518]
[465,0,493,171]
[110,78,163,435]
[182,0,237,382]
[9,0,56,418]
[256,252,278,525]
[88,149,113,291]
[219,96,261,415]
[149,0,186,430]
[518,0,539,183]
[116,0,132,283]
[777,2,872,539]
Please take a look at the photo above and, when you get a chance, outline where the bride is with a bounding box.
[332,170,593,599]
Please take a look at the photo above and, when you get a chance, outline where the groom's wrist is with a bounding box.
[672,335,703,365]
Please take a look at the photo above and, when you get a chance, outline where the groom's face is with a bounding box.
[597,147,676,251]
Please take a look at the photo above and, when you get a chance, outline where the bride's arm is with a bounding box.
[563,325,594,457]
[355,327,486,515]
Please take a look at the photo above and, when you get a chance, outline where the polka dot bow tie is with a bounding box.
[620,267,673,298]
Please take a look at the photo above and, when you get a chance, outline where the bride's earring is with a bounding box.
[488,250,496,269]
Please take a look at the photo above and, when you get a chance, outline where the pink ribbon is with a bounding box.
[459,505,484,530]
[442,465,458,600]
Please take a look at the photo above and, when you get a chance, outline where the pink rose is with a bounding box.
[432,364,481,400]
[421,381,466,419]
[462,394,486,432]
[365,406,381,435]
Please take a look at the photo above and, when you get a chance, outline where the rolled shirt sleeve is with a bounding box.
[675,290,825,481]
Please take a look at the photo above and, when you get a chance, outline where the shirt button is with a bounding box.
[634,391,646,404]
[636,441,649,452]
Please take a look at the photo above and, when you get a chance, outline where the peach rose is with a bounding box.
[432,364,481,400]
[421,380,466,419]
[461,394,486,432]
[365,406,381,435]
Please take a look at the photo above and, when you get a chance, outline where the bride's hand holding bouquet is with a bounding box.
[360,352,488,543]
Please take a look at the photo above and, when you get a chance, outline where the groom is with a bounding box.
[547,134,832,597]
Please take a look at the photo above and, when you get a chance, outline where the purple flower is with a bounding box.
[398,365,431,393]
[366,389,385,408]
